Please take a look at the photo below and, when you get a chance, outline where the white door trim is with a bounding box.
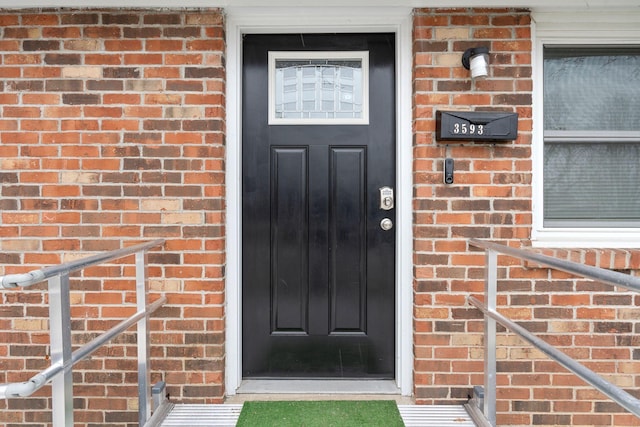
[225,7,414,396]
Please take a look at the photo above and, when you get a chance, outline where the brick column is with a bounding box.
[0,10,226,426]
[412,8,640,427]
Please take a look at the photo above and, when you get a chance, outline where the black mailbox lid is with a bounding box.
[436,110,518,142]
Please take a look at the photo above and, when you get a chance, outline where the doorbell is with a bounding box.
[443,158,454,184]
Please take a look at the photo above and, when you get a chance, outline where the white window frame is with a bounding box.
[268,51,370,125]
[531,10,640,248]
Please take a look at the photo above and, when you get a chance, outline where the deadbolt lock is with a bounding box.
[379,186,394,210]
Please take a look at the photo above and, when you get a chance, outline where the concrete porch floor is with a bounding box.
[228,379,410,402]
[226,392,415,405]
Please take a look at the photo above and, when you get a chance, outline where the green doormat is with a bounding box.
[236,400,405,427]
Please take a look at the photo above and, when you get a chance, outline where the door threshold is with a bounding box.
[235,379,401,395]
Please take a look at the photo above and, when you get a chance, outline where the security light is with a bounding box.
[462,47,490,79]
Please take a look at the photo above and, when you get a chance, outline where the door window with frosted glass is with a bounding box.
[268,51,369,125]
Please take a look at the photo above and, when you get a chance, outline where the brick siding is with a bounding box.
[413,8,640,426]
[0,9,226,426]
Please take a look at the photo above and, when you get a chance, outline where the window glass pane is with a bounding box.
[271,52,367,124]
[544,46,640,131]
[544,142,640,226]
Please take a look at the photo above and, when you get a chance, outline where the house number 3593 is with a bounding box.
[452,123,485,135]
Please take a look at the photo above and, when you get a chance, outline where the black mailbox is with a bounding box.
[436,110,518,142]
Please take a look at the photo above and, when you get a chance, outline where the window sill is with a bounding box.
[529,229,640,270]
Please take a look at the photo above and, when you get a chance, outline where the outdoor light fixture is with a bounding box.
[462,47,490,79]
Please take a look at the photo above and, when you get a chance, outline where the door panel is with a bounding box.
[271,147,309,333]
[330,147,366,333]
[242,33,395,378]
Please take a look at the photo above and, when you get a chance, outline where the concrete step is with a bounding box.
[159,403,477,426]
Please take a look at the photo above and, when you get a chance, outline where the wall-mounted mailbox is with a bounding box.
[436,110,518,142]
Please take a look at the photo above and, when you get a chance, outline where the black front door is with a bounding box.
[242,33,396,378]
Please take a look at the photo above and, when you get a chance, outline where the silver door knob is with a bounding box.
[380,218,393,231]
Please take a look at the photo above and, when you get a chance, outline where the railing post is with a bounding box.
[49,272,73,427]
[136,250,151,426]
[484,249,497,426]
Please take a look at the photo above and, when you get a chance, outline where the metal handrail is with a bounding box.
[469,238,640,293]
[468,297,640,418]
[0,297,165,399]
[0,239,165,427]
[0,239,166,289]
[468,239,640,426]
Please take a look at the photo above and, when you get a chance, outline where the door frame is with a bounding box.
[225,7,414,396]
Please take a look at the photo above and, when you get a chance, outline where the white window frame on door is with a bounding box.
[225,7,413,396]
[531,10,640,248]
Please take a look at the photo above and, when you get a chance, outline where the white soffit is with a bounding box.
[1,0,639,9]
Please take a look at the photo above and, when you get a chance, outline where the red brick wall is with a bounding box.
[413,8,640,426]
[0,9,226,426]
